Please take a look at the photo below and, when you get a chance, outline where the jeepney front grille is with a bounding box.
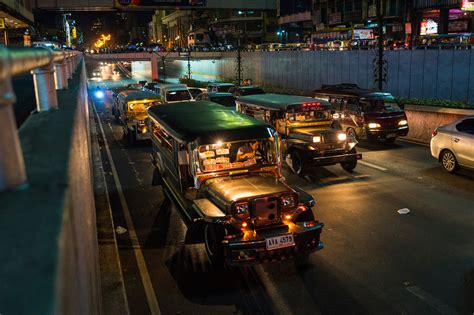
[252,196,280,228]
[322,132,338,143]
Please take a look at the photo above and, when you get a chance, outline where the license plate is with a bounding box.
[266,234,295,250]
[386,133,397,138]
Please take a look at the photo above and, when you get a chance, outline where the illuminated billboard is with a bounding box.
[420,18,438,35]
[115,0,205,7]
[461,0,474,10]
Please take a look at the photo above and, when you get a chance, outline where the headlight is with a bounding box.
[312,136,321,143]
[337,133,347,141]
[95,90,104,99]
[281,194,296,208]
[234,202,250,219]
[398,119,408,126]
[368,123,381,129]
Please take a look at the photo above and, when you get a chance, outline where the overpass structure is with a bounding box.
[88,51,224,81]
[32,0,275,11]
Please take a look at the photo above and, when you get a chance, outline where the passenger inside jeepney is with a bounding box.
[197,139,275,173]
[236,141,261,162]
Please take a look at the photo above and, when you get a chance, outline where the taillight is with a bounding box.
[432,129,438,138]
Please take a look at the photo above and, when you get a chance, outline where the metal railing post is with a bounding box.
[31,61,58,111]
[0,46,27,191]
[54,52,68,90]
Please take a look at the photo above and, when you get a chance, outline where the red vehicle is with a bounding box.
[314,84,409,143]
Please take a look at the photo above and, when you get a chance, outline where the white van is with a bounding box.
[160,84,193,103]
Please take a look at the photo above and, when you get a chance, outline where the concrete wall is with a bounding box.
[0,61,101,315]
[404,105,474,143]
[213,50,474,103]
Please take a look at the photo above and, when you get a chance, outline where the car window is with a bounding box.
[456,119,474,135]
[211,96,236,107]
[330,97,342,111]
[345,98,359,112]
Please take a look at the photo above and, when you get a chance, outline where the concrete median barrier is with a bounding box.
[403,105,474,143]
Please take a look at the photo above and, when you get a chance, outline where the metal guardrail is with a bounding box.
[0,46,82,192]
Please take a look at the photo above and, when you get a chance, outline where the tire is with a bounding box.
[204,224,225,270]
[347,128,357,142]
[385,137,396,144]
[440,150,459,173]
[341,148,358,173]
[291,150,308,176]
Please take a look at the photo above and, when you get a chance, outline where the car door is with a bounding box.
[453,118,474,168]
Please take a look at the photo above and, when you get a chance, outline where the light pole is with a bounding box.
[375,0,386,90]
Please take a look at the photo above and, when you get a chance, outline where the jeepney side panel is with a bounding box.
[149,119,181,189]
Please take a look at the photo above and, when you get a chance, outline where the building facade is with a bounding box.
[1,0,35,46]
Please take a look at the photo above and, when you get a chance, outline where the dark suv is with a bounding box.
[314,84,409,143]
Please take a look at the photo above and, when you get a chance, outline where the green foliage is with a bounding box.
[398,97,474,109]
[179,78,209,88]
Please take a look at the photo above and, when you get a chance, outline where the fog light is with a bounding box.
[368,123,381,129]
[242,221,248,228]
[285,214,292,220]
[312,136,321,143]
[398,119,408,126]
[337,133,347,141]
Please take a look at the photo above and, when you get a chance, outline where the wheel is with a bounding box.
[341,148,358,173]
[291,150,308,176]
[385,137,396,143]
[346,128,357,141]
[204,224,225,270]
[441,150,459,173]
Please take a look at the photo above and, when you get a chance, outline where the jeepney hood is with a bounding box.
[203,173,290,204]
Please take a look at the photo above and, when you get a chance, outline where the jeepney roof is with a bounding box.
[207,92,234,98]
[118,90,161,102]
[160,83,188,90]
[147,101,274,145]
[112,86,141,94]
[237,93,331,111]
[209,82,234,87]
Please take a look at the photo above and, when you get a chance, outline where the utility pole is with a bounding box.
[157,51,171,83]
[236,34,243,85]
[375,0,386,90]
[187,52,192,79]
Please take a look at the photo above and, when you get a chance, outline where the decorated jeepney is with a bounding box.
[147,101,324,267]
[236,94,362,175]
[116,90,161,144]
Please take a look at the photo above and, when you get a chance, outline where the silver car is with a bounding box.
[430,116,474,173]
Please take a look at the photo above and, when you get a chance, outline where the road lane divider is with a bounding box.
[92,101,162,315]
[358,160,388,171]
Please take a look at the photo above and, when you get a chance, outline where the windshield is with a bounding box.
[211,96,236,107]
[241,88,265,96]
[360,96,402,113]
[287,110,330,122]
[166,90,192,102]
[196,138,277,173]
[218,85,233,92]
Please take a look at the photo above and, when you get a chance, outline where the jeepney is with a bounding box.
[236,94,361,175]
[116,90,161,144]
[148,101,324,267]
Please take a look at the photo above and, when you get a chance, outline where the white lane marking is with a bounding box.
[92,113,131,314]
[406,285,457,315]
[93,102,162,315]
[358,160,388,171]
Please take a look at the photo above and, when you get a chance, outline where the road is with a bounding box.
[89,62,474,315]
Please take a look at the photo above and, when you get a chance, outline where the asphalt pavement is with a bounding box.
[89,62,474,315]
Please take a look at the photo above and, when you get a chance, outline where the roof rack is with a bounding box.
[321,83,360,90]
